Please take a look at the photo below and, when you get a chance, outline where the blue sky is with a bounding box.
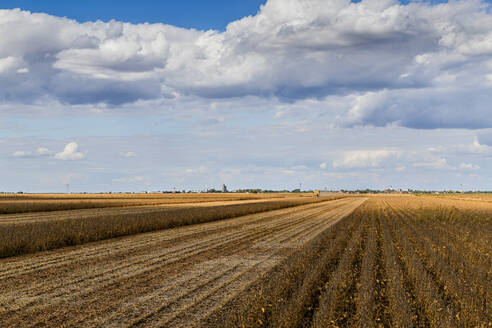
[1,0,492,192]
[0,0,267,30]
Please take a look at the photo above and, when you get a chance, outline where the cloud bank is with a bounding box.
[0,0,491,129]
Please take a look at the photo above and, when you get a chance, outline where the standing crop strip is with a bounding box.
[204,195,491,328]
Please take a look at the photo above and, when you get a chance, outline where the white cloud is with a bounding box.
[36,147,50,156]
[459,162,480,170]
[429,137,492,155]
[54,142,86,160]
[333,149,401,169]
[0,2,490,129]
[469,137,491,154]
[120,151,137,158]
[0,56,23,74]
[12,146,51,158]
[12,150,32,157]
[319,162,328,169]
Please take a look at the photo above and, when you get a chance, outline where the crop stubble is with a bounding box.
[0,193,301,214]
[0,196,340,257]
[0,197,365,327]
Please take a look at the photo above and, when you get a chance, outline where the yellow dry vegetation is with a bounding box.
[0,193,344,257]
[0,193,489,327]
[0,192,310,214]
[211,194,491,328]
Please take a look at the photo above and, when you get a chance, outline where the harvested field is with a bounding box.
[0,192,311,214]
[0,197,365,327]
[0,195,343,257]
[1,194,490,328]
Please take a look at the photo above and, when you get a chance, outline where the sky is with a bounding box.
[0,0,267,30]
[1,0,492,192]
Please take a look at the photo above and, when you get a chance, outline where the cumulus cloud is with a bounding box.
[0,56,24,74]
[54,142,86,160]
[36,147,51,155]
[333,144,486,172]
[0,1,491,129]
[333,149,401,168]
[463,138,490,154]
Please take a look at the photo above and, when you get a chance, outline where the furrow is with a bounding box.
[384,202,456,327]
[355,212,377,327]
[379,205,416,328]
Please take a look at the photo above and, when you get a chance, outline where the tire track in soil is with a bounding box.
[0,198,365,327]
